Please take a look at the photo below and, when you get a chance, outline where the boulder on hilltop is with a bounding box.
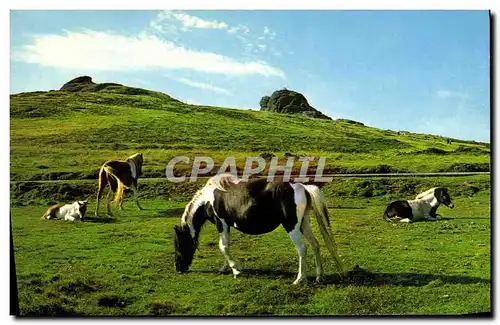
[259,88,331,120]
[60,76,122,92]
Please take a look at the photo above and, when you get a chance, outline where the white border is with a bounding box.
[3,1,497,323]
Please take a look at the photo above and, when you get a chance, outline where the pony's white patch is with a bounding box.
[407,195,440,221]
[181,174,240,238]
[128,160,137,179]
[288,222,307,284]
[48,201,86,221]
[290,183,307,206]
[218,219,241,277]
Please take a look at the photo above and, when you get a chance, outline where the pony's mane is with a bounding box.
[126,153,143,178]
[181,174,240,226]
[415,187,437,200]
[206,173,241,192]
[127,153,143,167]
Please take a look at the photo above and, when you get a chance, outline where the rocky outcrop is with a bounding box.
[60,76,122,92]
[60,76,96,92]
[260,88,331,120]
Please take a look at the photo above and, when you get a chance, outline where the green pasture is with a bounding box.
[10,85,491,316]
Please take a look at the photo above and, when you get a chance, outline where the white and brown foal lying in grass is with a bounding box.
[41,200,88,221]
[174,174,344,285]
[95,153,143,217]
[384,187,454,223]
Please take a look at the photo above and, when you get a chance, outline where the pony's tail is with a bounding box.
[103,165,125,205]
[113,179,125,204]
[302,184,344,276]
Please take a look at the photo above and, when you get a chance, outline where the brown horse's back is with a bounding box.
[42,204,62,219]
[103,160,134,187]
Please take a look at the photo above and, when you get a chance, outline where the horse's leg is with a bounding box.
[95,167,108,217]
[301,212,324,283]
[288,223,307,285]
[106,175,118,216]
[218,220,241,278]
[131,181,143,211]
[106,190,114,216]
[219,260,231,274]
[119,192,125,211]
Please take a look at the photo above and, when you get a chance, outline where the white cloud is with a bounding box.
[173,12,228,30]
[176,77,232,96]
[151,10,229,33]
[148,11,283,59]
[436,90,469,99]
[14,30,286,78]
[228,26,239,34]
[263,26,276,39]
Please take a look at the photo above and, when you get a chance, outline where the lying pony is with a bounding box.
[41,200,88,221]
[384,187,454,223]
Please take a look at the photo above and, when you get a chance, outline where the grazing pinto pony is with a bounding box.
[174,174,344,285]
[95,153,144,216]
[384,187,454,223]
[41,200,88,221]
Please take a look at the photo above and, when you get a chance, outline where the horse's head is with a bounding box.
[434,187,454,208]
[174,224,196,272]
[77,200,88,219]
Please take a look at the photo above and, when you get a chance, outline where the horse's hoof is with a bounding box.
[316,276,324,284]
[293,278,304,285]
[232,269,241,278]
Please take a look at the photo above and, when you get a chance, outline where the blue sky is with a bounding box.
[10,10,490,142]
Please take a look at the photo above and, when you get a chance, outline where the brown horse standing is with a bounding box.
[95,153,144,216]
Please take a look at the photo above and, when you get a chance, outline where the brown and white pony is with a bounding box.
[95,153,144,216]
[383,187,454,223]
[174,174,344,284]
[41,200,88,221]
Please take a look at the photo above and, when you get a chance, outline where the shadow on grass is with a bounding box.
[328,206,365,210]
[325,266,491,287]
[440,217,490,220]
[82,216,117,223]
[191,266,490,287]
[154,208,186,218]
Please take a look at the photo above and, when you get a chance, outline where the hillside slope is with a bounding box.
[10,84,490,181]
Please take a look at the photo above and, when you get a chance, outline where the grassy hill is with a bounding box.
[9,82,491,316]
[10,83,490,182]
